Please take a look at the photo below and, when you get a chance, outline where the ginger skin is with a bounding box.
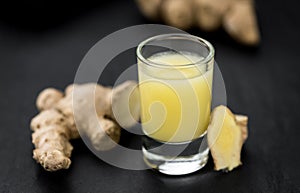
[207,105,248,171]
[31,81,139,171]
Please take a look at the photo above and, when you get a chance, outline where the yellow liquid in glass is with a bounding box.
[138,51,213,143]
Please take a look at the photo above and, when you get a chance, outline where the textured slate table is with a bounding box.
[0,0,299,192]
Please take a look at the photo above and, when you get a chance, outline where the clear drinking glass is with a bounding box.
[137,34,214,175]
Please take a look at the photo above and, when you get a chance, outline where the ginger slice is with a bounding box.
[207,105,248,171]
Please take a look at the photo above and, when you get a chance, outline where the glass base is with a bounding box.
[142,135,209,175]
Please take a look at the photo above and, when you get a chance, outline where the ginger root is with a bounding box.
[194,0,233,31]
[32,125,73,171]
[36,88,64,111]
[135,0,162,20]
[135,0,260,46]
[31,81,140,171]
[207,105,248,171]
[223,0,260,45]
[161,0,194,30]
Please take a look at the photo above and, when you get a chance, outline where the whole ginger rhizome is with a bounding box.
[30,81,139,171]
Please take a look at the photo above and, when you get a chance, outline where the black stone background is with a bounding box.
[0,0,299,192]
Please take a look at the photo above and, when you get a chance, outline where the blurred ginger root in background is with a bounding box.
[136,0,260,46]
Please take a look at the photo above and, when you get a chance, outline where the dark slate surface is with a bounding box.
[0,0,299,192]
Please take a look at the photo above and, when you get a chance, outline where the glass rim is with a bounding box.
[136,33,215,68]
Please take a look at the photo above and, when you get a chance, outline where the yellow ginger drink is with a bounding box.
[137,34,214,175]
[138,51,213,143]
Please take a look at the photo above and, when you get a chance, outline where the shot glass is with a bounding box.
[137,34,214,175]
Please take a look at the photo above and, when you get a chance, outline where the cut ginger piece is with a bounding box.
[207,105,248,171]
